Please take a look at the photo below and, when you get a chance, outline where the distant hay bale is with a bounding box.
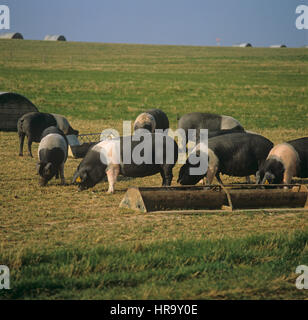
[233,43,252,48]
[0,92,38,131]
[0,32,23,39]
[270,44,287,48]
[44,35,66,41]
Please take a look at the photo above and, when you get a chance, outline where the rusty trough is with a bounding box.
[119,184,308,213]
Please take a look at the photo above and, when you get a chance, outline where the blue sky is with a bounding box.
[1,0,307,47]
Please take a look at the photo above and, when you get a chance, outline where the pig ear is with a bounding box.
[80,170,88,180]
[133,122,141,132]
[261,172,275,184]
[36,162,42,174]
[72,170,80,183]
[45,162,52,170]
[44,162,52,175]
[74,170,87,183]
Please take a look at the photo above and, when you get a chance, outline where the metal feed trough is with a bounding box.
[78,133,102,143]
[67,133,102,158]
[119,184,308,213]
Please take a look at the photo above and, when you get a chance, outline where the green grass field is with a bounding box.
[0,39,307,299]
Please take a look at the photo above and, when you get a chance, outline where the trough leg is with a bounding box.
[215,172,224,185]
[18,133,25,156]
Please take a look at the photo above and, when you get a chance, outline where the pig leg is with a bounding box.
[160,165,173,186]
[283,170,293,188]
[106,164,120,193]
[59,164,65,185]
[206,166,218,185]
[18,132,25,156]
[207,150,219,185]
[27,137,33,157]
[160,172,166,185]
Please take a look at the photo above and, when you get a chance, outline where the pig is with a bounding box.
[51,114,79,136]
[256,137,308,185]
[72,133,178,193]
[178,112,244,145]
[133,109,169,133]
[17,112,78,157]
[41,125,68,145]
[37,126,68,186]
[177,132,273,185]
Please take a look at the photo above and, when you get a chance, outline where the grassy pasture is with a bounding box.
[0,40,308,299]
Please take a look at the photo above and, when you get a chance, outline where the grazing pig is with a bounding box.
[37,126,68,186]
[178,112,244,145]
[177,132,273,185]
[51,114,79,136]
[256,137,308,185]
[133,109,169,133]
[17,112,78,157]
[73,133,178,193]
